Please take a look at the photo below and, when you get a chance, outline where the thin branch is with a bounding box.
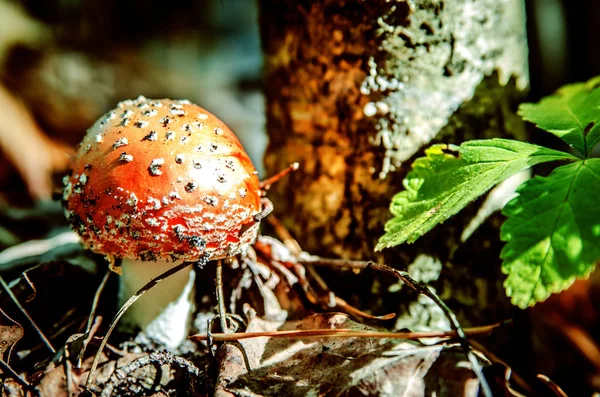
[259,162,299,191]
[75,316,103,369]
[264,215,302,255]
[85,270,112,334]
[100,350,203,397]
[215,260,229,333]
[299,257,494,397]
[0,356,31,391]
[470,339,533,395]
[0,274,55,354]
[304,262,396,321]
[537,374,569,397]
[190,322,503,342]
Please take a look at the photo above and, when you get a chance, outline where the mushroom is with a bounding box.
[62,96,263,348]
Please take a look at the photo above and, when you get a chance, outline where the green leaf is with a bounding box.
[518,76,600,157]
[501,159,600,308]
[376,139,577,250]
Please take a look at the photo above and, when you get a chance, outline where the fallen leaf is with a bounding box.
[0,308,23,363]
[217,312,484,397]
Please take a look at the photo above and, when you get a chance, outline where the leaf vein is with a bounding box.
[525,162,583,305]
[562,101,587,156]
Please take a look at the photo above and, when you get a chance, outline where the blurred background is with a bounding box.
[0,0,266,205]
[0,0,598,205]
[0,0,599,394]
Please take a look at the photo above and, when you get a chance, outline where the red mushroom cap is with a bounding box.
[62,97,262,262]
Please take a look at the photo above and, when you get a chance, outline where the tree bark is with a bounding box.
[259,0,529,329]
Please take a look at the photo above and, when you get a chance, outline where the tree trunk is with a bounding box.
[259,0,529,330]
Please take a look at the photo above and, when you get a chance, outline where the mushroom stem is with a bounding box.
[119,259,196,349]
[215,259,229,333]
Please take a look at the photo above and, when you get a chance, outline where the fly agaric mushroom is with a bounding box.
[62,96,266,348]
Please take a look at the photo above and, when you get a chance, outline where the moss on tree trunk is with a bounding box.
[259,0,529,329]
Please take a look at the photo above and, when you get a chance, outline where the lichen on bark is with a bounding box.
[259,0,529,326]
[363,0,528,177]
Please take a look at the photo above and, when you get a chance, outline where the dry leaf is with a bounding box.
[0,308,23,363]
[217,312,483,397]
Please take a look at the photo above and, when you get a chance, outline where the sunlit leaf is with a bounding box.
[376,139,576,250]
[501,159,600,308]
[518,76,600,157]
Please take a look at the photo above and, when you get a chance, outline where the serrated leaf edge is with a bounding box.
[499,160,600,308]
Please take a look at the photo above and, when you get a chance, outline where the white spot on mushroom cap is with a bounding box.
[204,196,218,206]
[185,182,197,192]
[172,224,186,236]
[170,108,185,116]
[118,99,134,108]
[63,181,73,200]
[127,192,138,207]
[113,137,128,149]
[143,131,158,141]
[145,218,160,227]
[149,159,164,176]
[147,197,161,210]
[216,172,226,183]
[119,152,133,162]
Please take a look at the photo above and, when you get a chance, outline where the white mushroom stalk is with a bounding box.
[119,259,196,349]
